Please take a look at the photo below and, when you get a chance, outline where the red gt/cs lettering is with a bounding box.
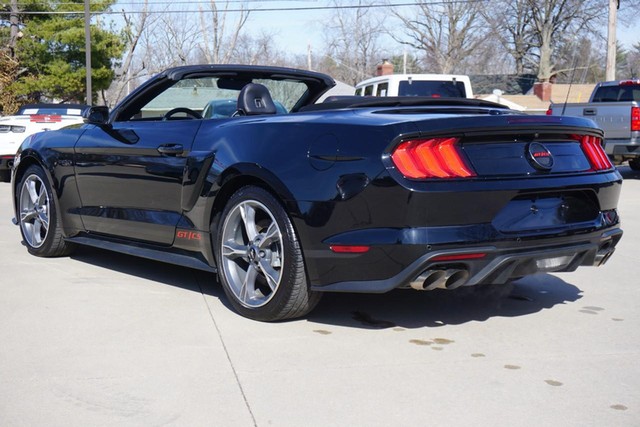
[176,230,202,240]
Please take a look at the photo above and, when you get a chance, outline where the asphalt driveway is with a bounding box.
[1,168,639,426]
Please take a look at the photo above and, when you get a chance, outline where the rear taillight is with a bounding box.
[631,106,640,132]
[580,135,612,171]
[546,108,553,115]
[391,137,476,179]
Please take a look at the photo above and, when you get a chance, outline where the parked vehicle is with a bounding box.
[355,74,473,98]
[547,80,640,169]
[12,64,622,321]
[0,104,89,182]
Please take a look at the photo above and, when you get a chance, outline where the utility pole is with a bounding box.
[9,0,19,58]
[84,0,92,105]
[605,0,619,81]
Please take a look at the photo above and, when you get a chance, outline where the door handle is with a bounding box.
[583,108,597,116]
[157,144,184,155]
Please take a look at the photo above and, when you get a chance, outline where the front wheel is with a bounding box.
[17,165,74,257]
[215,186,321,321]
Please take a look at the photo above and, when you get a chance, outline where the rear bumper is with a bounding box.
[604,137,640,157]
[311,228,622,293]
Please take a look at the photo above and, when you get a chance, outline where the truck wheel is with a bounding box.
[629,158,640,171]
[215,186,321,321]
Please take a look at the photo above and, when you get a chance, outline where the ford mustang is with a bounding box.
[11,65,623,321]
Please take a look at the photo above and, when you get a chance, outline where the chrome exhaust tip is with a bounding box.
[443,269,470,290]
[410,270,447,291]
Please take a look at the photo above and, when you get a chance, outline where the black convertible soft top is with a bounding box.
[298,96,511,112]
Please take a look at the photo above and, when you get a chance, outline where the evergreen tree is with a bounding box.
[2,0,122,109]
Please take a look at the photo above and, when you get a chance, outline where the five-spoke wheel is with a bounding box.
[19,173,50,249]
[220,199,284,308]
[215,186,320,321]
[17,165,73,256]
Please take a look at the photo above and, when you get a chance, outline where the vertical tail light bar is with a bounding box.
[631,106,640,132]
[391,137,476,179]
[579,135,612,171]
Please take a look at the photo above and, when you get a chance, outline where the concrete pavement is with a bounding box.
[1,168,639,426]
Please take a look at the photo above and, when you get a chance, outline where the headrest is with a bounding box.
[237,83,277,115]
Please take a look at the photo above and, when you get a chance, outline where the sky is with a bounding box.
[111,0,640,61]
[214,0,640,56]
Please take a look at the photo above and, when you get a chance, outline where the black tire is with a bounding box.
[214,186,321,321]
[0,169,10,183]
[16,165,74,257]
[629,158,640,171]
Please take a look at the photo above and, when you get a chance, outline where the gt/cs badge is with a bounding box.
[526,142,554,171]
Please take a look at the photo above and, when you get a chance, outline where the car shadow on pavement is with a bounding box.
[69,245,225,298]
[308,274,583,329]
[70,246,582,328]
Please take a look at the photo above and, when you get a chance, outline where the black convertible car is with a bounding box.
[12,65,623,321]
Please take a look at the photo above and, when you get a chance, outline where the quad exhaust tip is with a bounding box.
[410,268,470,291]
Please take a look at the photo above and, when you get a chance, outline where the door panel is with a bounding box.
[74,120,202,245]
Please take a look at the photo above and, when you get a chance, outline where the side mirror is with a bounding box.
[83,106,110,125]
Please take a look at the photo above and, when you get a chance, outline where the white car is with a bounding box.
[0,104,88,181]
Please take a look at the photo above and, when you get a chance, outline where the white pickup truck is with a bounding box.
[0,103,89,181]
[355,74,474,99]
[548,80,640,169]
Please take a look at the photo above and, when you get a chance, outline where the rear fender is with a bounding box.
[207,163,300,225]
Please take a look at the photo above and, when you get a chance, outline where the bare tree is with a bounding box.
[198,0,249,64]
[527,0,600,82]
[102,1,158,106]
[232,31,287,66]
[322,0,386,84]
[392,0,487,74]
[627,42,640,78]
[483,1,536,74]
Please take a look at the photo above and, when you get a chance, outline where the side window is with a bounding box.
[377,83,388,97]
[355,88,363,96]
[364,85,374,96]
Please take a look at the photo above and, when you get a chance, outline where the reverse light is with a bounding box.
[631,106,640,132]
[391,137,476,179]
[329,245,370,254]
[579,135,612,171]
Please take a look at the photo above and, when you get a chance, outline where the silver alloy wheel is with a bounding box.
[220,200,284,308]
[19,174,51,249]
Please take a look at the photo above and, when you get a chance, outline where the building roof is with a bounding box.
[477,83,598,114]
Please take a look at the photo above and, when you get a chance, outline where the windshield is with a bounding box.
[134,76,308,120]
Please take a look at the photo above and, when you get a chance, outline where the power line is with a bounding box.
[0,0,487,15]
